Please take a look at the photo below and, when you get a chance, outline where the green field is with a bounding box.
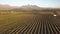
[0,12,60,34]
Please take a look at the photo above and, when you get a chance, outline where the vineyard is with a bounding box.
[0,14,60,34]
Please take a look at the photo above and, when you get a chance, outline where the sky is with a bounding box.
[0,0,60,8]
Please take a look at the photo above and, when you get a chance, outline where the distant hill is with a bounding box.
[20,5,43,10]
[12,5,60,11]
[12,5,44,12]
[0,4,19,10]
[0,4,60,11]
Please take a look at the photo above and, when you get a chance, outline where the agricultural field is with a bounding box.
[0,12,60,34]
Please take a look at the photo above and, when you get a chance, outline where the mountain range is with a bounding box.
[0,4,60,10]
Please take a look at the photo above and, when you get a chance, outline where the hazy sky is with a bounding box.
[0,0,60,8]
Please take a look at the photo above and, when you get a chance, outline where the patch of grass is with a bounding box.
[0,13,34,32]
